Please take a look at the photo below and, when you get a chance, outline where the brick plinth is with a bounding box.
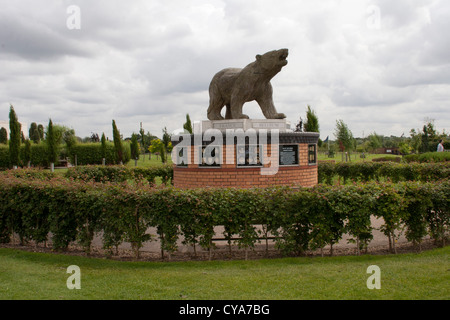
[173,164,318,189]
[173,140,318,189]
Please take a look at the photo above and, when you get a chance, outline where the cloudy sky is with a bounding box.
[0,0,449,141]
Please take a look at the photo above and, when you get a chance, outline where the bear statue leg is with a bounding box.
[230,97,249,119]
[207,97,225,120]
[225,104,233,119]
[256,91,286,119]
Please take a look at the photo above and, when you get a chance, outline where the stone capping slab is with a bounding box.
[195,119,292,133]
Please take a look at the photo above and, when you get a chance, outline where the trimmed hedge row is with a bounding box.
[68,142,131,166]
[0,144,52,169]
[318,161,450,185]
[0,172,448,259]
[0,142,132,169]
[64,165,173,185]
[61,162,450,187]
[404,151,450,163]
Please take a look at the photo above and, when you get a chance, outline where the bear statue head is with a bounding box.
[255,48,289,75]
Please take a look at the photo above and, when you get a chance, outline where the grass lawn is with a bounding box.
[126,153,172,168]
[0,246,448,300]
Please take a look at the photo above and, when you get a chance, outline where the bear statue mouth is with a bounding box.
[278,50,288,65]
[279,53,288,61]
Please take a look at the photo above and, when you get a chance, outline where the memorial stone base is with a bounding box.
[172,119,319,189]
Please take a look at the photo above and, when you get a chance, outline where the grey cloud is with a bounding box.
[0,13,90,61]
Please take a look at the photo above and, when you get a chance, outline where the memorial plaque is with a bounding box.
[237,144,262,167]
[199,145,221,167]
[279,145,299,166]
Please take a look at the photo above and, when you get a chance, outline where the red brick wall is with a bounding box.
[173,143,318,189]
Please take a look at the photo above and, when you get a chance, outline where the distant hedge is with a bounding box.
[0,171,448,259]
[64,164,173,185]
[318,161,450,184]
[68,142,131,166]
[0,142,131,169]
[0,143,51,169]
[404,152,450,163]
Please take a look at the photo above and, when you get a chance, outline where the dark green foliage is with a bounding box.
[334,119,354,153]
[0,146,9,169]
[317,161,450,185]
[9,106,21,167]
[112,120,123,164]
[130,133,140,160]
[101,133,107,159]
[29,122,41,143]
[69,142,131,166]
[0,170,447,258]
[64,164,173,185]
[303,105,319,133]
[183,114,193,134]
[23,139,31,165]
[46,119,58,164]
[0,127,7,144]
[404,152,450,163]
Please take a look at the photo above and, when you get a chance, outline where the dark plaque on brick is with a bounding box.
[279,145,299,166]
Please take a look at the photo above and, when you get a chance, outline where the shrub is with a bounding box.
[317,162,450,185]
[0,145,9,169]
[65,165,173,185]
[0,173,447,258]
[69,142,131,166]
[371,156,401,162]
[404,152,450,163]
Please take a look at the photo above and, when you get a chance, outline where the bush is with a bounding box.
[371,156,402,162]
[0,145,9,169]
[1,143,53,169]
[317,161,450,185]
[69,142,131,166]
[404,152,450,163]
[0,172,447,258]
[65,165,173,185]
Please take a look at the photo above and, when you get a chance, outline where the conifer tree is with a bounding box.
[9,105,21,168]
[46,119,58,167]
[112,120,123,164]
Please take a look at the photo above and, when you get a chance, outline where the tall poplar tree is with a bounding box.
[9,105,21,168]
[101,133,107,160]
[46,119,58,166]
[112,120,123,164]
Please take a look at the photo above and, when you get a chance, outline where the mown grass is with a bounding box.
[126,153,172,168]
[0,246,448,300]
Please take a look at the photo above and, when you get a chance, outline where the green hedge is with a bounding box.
[0,145,8,169]
[0,142,132,169]
[0,172,448,258]
[64,165,173,185]
[67,162,448,186]
[0,143,52,169]
[318,162,450,184]
[404,152,450,163]
[69,142,131,165]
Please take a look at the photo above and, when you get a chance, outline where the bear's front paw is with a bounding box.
[239,114,250,119]
[275,113,286,119]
